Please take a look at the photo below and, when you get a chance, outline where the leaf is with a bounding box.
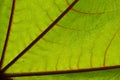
[14,68,120,80]
[0,0,12,57]
[3,0,74,68]
[0,0,120,79]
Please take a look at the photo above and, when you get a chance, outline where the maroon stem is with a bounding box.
[0,0,16,69]
[4,65,120,78]
[103,27,120,66]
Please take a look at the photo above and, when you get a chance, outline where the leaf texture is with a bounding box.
[0,0,12,58]
[0,0,120,79]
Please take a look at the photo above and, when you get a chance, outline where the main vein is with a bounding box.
[1,0,79,73]
[0,0,16,69]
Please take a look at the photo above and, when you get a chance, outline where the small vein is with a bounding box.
[103,27,120,67]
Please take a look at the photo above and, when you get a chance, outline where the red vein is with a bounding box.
[55,55,61,71]
[44,60,48,72]
[42,38,60,44]
[12,20,23,24]
[46,12,81,31]
[103,27,120,67]
[1,0,79,73]
[90,52,93,68]
[65,0,120,14]
[0,0,16,69]
[3,65,120,78]
[15,8,26,12]
[39,1,81,31]
[77,53,82,69]
[33,29,60,44]
[69,54,72,70]
[53,1,63,12]
[34,30,60,44]
[90,44,95,68]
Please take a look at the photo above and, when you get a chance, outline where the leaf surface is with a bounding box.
[0,0,12,57]
[0,0,120,79]
[14,68,120,80]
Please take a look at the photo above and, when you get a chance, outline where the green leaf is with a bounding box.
[14,68,120,80]
[0,0,12,57]
[0,0,120,79]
